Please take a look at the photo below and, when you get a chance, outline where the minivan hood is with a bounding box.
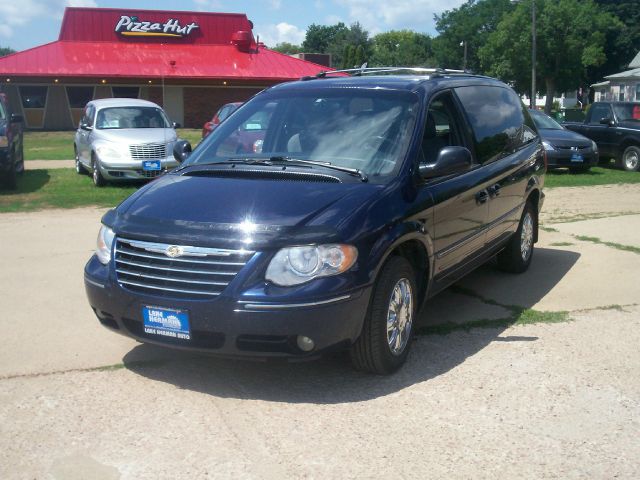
[93,128,177,145]
[106,172,383,248]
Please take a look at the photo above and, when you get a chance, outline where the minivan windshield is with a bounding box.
[96,107,171,130]
[186,89,420,181]
[529,110,563,130]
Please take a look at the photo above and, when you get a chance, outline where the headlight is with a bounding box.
[266,244,358,286]
[96,225,115,265]
[0,136,7,148]
[591,140,598,152]
[541,140,555,152]
[95,145,122,159]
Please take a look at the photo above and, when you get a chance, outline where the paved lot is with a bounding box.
[1,185,639,479]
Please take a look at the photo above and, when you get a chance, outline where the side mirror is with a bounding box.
[419,146,473,179]
[173,140,192,163]
[599,117,614,127]
[80,122,93,131]
[172,122,181,129]
[10,113,23,124]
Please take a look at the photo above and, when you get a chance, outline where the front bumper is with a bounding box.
[546,149,598,169]
[97,156,179,181]
[84,255,371,359]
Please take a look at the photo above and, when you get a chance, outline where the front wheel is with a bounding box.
[92,155,106,187]
[350,256,417,375]
[75,146,86,175]
[497,201,536,273]
[620,146,640,172]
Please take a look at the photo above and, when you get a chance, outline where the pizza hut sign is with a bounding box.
[115,15,199,38]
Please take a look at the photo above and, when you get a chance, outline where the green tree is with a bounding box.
[341,44,355,69]
[587,0,640,84]
[479,0,619,112]
[370,30,433,67]
[303,23,349,53]
[302,22,371,68]
[270,42,302,55]
[0,46,15,57]
[353,45,365,68]
[432,0,513,72]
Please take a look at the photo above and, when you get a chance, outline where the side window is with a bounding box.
[217,106,231,122]
[421,92,464,164]
[85,106,95,127]
[0,100,6,120]
[589,104,612,125]
[455,85,529,164]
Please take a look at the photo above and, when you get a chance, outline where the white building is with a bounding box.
[593,51,640,102]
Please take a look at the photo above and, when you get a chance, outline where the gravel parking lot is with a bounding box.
[1,184,639,479]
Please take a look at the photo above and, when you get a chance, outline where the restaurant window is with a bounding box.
[66,87,94,108]
[112,87,140,99]
[19,86,48,109]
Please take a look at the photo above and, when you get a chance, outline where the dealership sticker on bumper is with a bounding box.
[142,160,161,171]
[143,306,190,340]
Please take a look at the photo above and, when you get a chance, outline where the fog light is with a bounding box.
[296,335,315,352]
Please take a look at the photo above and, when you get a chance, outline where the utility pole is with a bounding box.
[460,41,468,70]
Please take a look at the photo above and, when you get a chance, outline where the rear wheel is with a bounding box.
[497,201,536,273]
[350,256,417,375]
[620,146,640,172]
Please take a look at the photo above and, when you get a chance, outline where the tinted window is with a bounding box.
[455,85,534,164]
[19,86,48,109]
[529,110,563,130]
[612,103,640,122]
[67,87,94,109]
[421,92,464,164]
[589,104,612,124]
[217,106,232,122]
[112,87,140,99]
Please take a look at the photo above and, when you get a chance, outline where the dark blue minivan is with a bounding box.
[85,69,545,374]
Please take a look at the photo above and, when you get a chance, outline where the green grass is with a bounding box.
[545,166,640,188]
[24,129,202,161]
[0,169,138,212]
[574,235,640,255]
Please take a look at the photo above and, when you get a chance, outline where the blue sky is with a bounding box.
[0,0,466,52]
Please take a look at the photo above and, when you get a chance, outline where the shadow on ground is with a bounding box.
[123,247,580,404]
[0,170,50,194]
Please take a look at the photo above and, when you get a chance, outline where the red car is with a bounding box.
[202,102,243,138]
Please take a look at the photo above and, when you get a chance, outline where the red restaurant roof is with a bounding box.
[0,7,330,81]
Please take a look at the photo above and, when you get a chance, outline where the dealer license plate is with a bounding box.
[570,153,584,163]
[142,306,190,340]
[142,160,162,171]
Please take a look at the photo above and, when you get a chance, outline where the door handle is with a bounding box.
[475,190,489,204]
[488,184,501,197]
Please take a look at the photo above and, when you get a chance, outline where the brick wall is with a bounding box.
[183,87,263,128]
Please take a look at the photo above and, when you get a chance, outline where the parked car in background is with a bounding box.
[529,109,598,172]
[0,92,24,190]
[85,69,545,375]
[564,102,640,171]
[74,99,180,186]
[202,102,242,138]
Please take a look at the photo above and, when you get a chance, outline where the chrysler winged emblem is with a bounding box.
[165,245,184,258]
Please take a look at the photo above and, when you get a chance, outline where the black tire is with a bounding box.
[92,154,106,187]
[497,201,536,273]
[75,146,86,175]
[620,146,640,172]
[350,256,417,375]
[1,148,17,190]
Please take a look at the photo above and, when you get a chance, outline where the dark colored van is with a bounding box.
[84,69,545,374]
[0,92,24,189]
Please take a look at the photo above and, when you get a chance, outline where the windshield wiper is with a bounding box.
[269,156,369,182]
[226,157,275,166]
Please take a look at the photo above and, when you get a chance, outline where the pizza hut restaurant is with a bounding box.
[0,7,329,129]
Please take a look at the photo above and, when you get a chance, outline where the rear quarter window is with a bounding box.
[455,85,537,164]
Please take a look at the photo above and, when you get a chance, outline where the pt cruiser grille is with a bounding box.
[129,143,167,160]
[115,238,254,299]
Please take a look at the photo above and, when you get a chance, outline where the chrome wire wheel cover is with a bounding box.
[624,150,639,171]
[521,212,534,262]
[386,278,413,356]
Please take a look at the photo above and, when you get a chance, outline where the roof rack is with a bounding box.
[301,65,477,81]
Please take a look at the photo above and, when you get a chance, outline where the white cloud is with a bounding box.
[0,0,97,37]
[333,0,467,33]
[256,22,306,47]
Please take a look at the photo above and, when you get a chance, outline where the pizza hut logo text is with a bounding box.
[115,16,199,38]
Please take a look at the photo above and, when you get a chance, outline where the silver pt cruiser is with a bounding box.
[74,98,180,186]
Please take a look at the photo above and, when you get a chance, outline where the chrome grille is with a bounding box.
[115,238,254,299]
[129,143,167,160]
